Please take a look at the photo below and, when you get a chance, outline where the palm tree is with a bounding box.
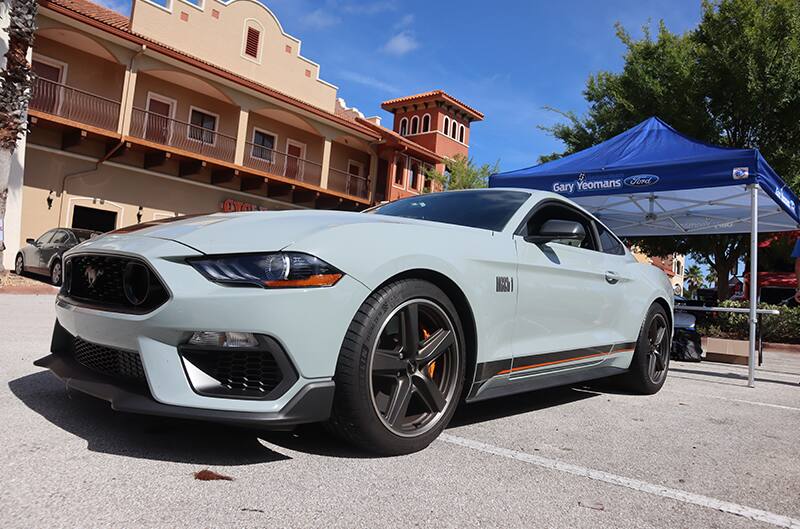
[684,264,704,298]
[0,0,37,271]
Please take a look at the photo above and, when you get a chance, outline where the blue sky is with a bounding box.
[98,0,703,172]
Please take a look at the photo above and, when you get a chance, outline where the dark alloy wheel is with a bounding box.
[15,254,24,276]
[50,260,63,286]
[329,279,466,455]
[369,299,460,438]
[618,303,671,394]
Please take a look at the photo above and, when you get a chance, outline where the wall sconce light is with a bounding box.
[46,191,54,210]
[137,206,143,224]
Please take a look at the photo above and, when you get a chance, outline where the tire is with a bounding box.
[14,254,24,276]
[618,303,671,394]
[328,279,466,456]
[50,260,63,286]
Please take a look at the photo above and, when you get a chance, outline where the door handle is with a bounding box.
[605,271,620,285]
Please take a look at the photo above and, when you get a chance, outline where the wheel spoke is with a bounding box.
[401,304,420,359]
[654,350,666,371]
[373,347,405,376]
[411,373,446,413]
[385,377,413,427]
[417,328,454,366]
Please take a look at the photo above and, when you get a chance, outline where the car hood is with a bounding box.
[96,210,447,254]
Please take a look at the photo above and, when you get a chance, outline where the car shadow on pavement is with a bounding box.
[8,372,291,466]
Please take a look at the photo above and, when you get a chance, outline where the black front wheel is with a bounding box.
[329,279,465,455]
[619,303,671,394]
[14,254,24,276]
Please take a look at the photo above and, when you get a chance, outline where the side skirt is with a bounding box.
[466,342,635,403]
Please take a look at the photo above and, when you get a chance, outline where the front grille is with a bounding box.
[184,349,283,397]
[72,337,146,383]
[63,254,169,313]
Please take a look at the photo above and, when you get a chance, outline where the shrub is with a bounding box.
[696,300,800,344]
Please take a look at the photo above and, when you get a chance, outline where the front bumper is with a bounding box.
[34,352,334,428]
[42,235,370,426]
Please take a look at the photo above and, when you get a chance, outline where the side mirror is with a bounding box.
[525,219,586,244]
[26,238,36,245]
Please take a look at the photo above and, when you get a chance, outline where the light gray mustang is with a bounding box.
[38,189,673,455]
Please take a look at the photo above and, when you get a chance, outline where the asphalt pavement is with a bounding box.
[1,293,799,529]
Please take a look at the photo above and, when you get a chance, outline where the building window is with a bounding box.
[242,21,263,61]
[410,161,421,191]
[422,114,431,133]
[459,124,465,143]
[394,155,406,186]
[188,107,217,144]
[451,119,458,139]
[443,117,450,136]
[252,129,276,161]
[410,116,419,135]
[399,117,408,136]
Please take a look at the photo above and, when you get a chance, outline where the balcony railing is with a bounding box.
[328,167,370,199]
[242,142,323,187]
[130,108,236,163]
[30,78,121,131]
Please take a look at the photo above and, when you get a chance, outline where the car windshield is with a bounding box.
[369,190,530,231]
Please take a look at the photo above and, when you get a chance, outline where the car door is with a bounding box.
[28,229,56,271]
[512,201,618,374]
[39,229,69,270]
[594,221,641,345]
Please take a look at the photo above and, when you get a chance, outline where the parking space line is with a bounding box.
[439,434,800,529]
[662,390,800,412]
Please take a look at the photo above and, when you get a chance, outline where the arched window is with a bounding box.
[451,119,458,139]
[459,124,465,143]
[399,117,408,136]
[410,116,419,135]
[422,114,431,132]
[443,117,450,136]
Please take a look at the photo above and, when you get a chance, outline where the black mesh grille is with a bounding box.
[72,337,146,383]
[63,254,168,313]
[182,349,284,398]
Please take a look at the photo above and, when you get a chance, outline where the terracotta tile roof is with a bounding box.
[40,0,380,139]
[50,0,130,30]
[382,90,484,121]
[356,117,442,162]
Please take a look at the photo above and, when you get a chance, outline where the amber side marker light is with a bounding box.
[264,273,343,288]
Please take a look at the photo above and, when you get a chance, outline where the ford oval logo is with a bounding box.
[624,174,660,187]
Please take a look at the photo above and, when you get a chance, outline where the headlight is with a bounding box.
[188,252,344,288]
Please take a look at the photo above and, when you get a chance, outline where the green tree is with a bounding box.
[543,0,800,299]
[424,154,499,191]
[706,267,718,287]
[685,264,705,298]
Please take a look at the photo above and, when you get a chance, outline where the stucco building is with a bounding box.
[1,0,483,269]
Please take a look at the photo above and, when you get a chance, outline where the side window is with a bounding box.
[50,230,70,245]
[522,202,598,251]
[596,223,626,255]
[36,230,57,245]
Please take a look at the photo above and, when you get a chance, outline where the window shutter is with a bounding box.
[245,27,260,59]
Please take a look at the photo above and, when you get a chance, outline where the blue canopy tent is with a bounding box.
[490,117,800,386]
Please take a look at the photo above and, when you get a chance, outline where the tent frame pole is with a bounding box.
[747,184,758,388]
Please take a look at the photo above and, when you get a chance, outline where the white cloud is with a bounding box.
[95,0,131,14]
[301,8,341,29]
[338,71,400,93]
[382,31,419,56]
[394,14,414,29]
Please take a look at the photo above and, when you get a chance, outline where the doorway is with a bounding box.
[285,139,306,181]
[145,93,175,144]
[72,205,118,233]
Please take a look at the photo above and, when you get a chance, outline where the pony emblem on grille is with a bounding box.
[84,265,104,288]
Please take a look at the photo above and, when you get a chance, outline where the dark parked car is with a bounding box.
[14,228,99,285]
